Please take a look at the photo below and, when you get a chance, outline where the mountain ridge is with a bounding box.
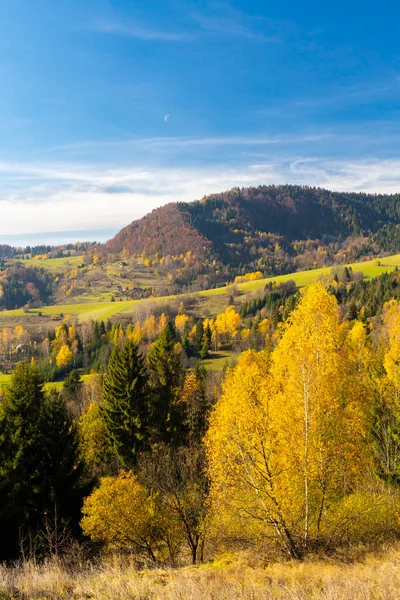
[103,185,400,282]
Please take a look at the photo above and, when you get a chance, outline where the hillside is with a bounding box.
[105,203,213,261]
[1,253,399,329]
[104,185,400,281]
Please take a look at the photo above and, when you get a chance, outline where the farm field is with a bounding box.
[200,350,238,371]
[11,255,172,306]
[0,299,142,325]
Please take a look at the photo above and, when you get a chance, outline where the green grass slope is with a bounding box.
[1,254,400,325]
[19,256,85,271]
[201,255,400,296]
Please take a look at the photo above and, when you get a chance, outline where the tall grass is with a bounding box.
[2,547,400,599]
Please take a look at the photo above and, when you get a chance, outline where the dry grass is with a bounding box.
[2,547,400,599]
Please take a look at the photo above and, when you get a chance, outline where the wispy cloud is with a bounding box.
[192,13,278,42]
[191,2,284,42]
[91,4,283,44]
[43,133,335,156]
[295,82,397,109]
[92,18,191,42]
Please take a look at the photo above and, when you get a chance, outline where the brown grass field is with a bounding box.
[2,547,400,599]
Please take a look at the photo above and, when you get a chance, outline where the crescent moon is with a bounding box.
[164,114,170,122]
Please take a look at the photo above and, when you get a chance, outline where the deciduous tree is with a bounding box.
[206,284,374,558]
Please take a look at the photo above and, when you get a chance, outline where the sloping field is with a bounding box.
[1,254,400,325]
[201,254,400,296]
[0,300,142,324]
[18,255,84,271]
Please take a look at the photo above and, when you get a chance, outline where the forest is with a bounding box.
[2,272,400,574]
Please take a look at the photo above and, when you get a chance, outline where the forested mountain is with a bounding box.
[104,185,400,279]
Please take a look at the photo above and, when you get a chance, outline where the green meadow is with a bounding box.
[201,254,400,296]
[0,372,97,392]
[19,255,85,271]
[0,300,142,324]
[1,254,400,325]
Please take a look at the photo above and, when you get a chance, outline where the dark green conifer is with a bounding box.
[0,362,81,559]
[200,339,210,359]
[102,339,148,467]
[194,320,205,351]
[204,323,212,346]
[147,323,184,445]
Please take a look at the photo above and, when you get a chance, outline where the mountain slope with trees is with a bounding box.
[104,185,400,282]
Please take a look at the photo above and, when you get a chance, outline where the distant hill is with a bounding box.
[104,185,400,282]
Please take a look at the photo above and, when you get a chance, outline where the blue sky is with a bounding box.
[1,0,400,244]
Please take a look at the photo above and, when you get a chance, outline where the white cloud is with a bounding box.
[1,156,400,242]
[46,133,333,154]
[92,18,191,41]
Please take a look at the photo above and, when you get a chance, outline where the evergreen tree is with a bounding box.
[0,362,81,559]
[181,335,191,356]
[147,323,184,445]
[204,323,212,347]
[200,339,210,359]
[182,366,209,444]
[62,369,83,410]
[194,320,205,351]
[102,339,148,467]
[99,320,106,336]
[348,300,358,321]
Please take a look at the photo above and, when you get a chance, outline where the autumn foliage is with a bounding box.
[6,276,400,569]
[206,283,399,558]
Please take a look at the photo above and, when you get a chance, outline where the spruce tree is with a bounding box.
[62,369,83,409]
[102,339,148,467]
[147,323,184,445]
[0,362,81,559]
[194,320,205,351]
[200,339,210,359]
[204,323,212,347]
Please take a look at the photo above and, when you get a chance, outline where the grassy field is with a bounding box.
[0,372,11,386]
[201,254,400,297]
[1,253,400,327]
[19,255,85,271]
[201,350,238,371]
[1,547,400,599]
[12,255,173,306]
[0,299,142,325]
[0,372,97,392]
